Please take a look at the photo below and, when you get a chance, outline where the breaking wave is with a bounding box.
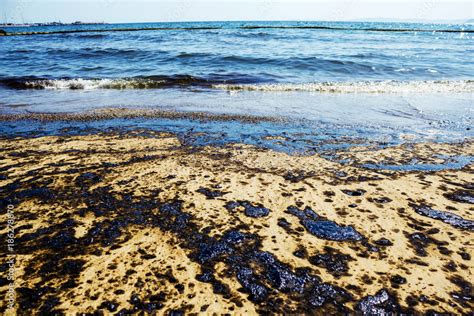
[213,80,474,93]
[0,74,263,90]
[0,76,472,93]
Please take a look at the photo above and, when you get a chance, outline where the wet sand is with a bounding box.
[0,130,472,314]
[0,108,286,124]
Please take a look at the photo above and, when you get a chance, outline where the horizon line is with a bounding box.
[1,18,473,26]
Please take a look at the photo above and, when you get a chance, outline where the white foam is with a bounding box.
[23,78,166,90]
[20,79,474,93]
[212,80,474,94]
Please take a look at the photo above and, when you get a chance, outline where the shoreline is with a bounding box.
[0,110,472,163]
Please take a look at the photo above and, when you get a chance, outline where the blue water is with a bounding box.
[361,155,474,172]
[1,21,473,83]
[0,21,473,146]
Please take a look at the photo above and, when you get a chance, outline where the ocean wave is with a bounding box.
[76,33,109,39]
[213,55,384,73]
[212,80,474,93]
[3,25,472,37]
[44,47,142,57]
[0,74,267,90]
[232,31,272,39]
[1,77,185,90]
[176,52,212,59]
[1,77,472,93]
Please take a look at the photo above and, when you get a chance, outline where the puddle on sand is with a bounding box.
[361,155,473,172]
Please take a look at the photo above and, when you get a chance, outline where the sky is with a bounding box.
[1,0,473,24]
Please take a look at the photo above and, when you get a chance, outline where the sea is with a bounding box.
[0,21,473,154]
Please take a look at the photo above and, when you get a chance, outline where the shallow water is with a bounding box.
[361,155,474,172]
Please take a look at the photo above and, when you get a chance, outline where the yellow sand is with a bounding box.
[0,133,472,314]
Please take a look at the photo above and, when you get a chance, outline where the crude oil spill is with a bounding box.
[232,251,353,312]
[369,197,392,204]
[374,238,393,246]
[283,170,315,183]
[406,232,449,257]
[390,275,407,288]
[444,190,474,204]
[356,289,409,314]
[1,132,473,314]
[75,172,103,187]
[196,187,227,199]
[309,247,352,276]
[225,201,271,218]
[449,276,473,307]
[287,206,363,241]
[411,204,474,231]
[341,189,366,197]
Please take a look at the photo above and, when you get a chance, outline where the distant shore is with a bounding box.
[0,21,107,27]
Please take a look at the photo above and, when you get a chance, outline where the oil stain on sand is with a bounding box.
[0,131,472,314]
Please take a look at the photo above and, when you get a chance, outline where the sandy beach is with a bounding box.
[1,130,472,314]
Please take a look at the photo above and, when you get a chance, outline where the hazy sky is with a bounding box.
[1,0,473,23]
